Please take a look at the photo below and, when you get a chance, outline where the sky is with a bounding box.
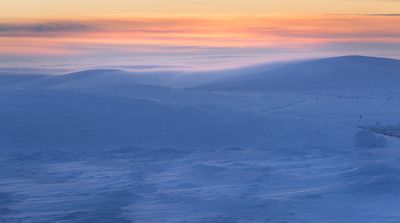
[0,0,399,71]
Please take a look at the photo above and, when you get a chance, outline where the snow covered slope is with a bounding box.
[1,55,400,222]
[0,88,350,149]
[0,72,48,88]
[201,56,400,92]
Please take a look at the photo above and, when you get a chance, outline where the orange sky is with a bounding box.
[1,0,400,17]
[0,1,399,69]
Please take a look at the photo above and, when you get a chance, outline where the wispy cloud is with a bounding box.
[329,13,400,17]
[0,15,399,69]
[362,14,400,16]
[0,21,94,36]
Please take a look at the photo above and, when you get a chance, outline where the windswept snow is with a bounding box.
[201,56,400,92]
[1,56,400,222]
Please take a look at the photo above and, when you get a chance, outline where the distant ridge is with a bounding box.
[1,55,399,90]
[66,69,123,76]
[199,55,400,92]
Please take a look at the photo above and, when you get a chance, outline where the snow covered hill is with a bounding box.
[1,55,400,222]
[0,72,48,88]
[200,56,400,92]
[0,88,350,149]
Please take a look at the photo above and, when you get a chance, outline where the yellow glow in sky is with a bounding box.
[0,0,399,69]
[1,0,399,18]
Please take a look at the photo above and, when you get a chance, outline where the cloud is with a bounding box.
[0,18,207,37]
[0,15,399,69]
[0,21,94,36]
[363,14,400,16]
[330,13,400,17]
[1,15,399,42]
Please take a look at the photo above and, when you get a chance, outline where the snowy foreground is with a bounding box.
[1,56,400,222]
